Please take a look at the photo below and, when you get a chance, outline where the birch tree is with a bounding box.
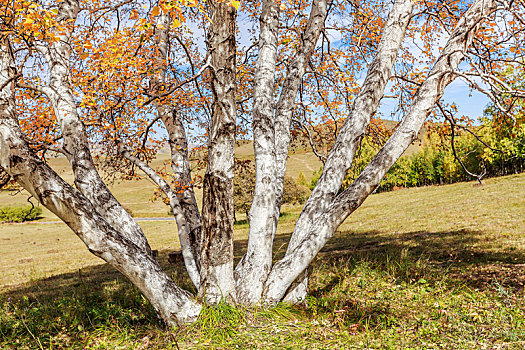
[1,0,521,326]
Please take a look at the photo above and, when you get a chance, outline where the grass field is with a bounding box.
[1,154,525,348]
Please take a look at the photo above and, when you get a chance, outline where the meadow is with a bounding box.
[0,152,524,348]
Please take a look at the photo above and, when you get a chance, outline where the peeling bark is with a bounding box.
[161,108,202,270]
[200,1,237,303]
[273,0,328,209]
[236,0,328,305]
[235,0,280,305]
[263,0,496,304]
[152,14,202,273]
[120,148,201,289]
[0,166,9,188]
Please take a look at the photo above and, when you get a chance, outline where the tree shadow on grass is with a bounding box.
[317,228,525,292]
[1,228,524,347]
[5,228,524,304]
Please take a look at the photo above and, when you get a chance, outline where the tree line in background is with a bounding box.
[307,115,525,192]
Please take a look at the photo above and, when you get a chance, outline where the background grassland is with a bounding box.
[0,152,524,348]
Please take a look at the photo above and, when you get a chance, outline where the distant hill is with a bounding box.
[232,118,429,161]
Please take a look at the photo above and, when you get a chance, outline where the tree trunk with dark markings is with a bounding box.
[262,0,496,304]
[200,1,237,303]
[41,0,152,255]
[0,38,201,326]
[283,0,414,303]
[0,167,9,189]
[150,13,203,271]
[161,107,202,270]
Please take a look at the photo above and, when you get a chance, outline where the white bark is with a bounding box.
[236,0,328,305]
[263,0,496,304]
[152,13,202,276]
[41,0,152,254]
[0,40,201,326]
[2,0,502,322]
[283,0,415,302]
[273,0,328,208]
[235,0,280,304]
[161,108,202,269]
[120,148,201,289]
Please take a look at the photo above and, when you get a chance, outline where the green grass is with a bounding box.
[1,166,525,347]
[0,206,42,223]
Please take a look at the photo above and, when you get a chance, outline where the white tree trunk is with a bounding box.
[161,107,202,269]
[40,0,152,254]
[0,40,201,326]
[283,0,415,302]
[236,0,328,305]
[151,13,202,279]
[2,0,502,324]
[120,148,201,289]
[235,0,280,304]
[263,0,496,304]
[273,0,327,208]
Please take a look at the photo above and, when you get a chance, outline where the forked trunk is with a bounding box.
[1,0,500,326]
[236,0,328,305]
[235,0,280,304]
[0,41,201,326]
[283,0,415,303]
[43,0,152,254]
[263,0,496,304]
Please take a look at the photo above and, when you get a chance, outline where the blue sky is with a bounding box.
[442,81,490,119]
[378,79,490,122]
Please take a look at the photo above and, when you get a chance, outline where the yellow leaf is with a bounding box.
[23,18,34,27]
[230,0,240,10]
[173,19,181,28]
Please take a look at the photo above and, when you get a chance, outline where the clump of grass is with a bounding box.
[175,301,246,346]
[0,206,42,223]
